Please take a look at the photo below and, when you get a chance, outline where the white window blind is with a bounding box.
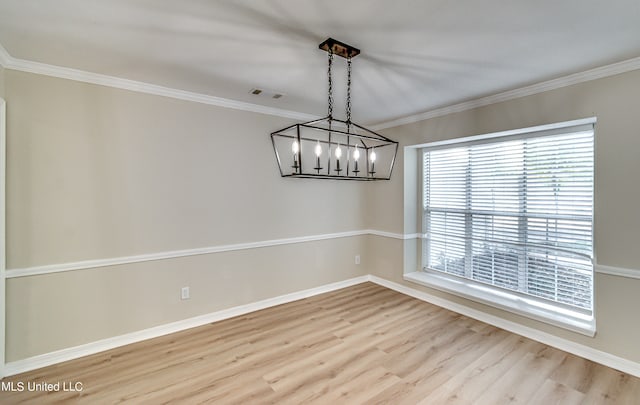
[422,123,594,313]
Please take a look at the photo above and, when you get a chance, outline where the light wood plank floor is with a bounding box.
[2,282,639,404]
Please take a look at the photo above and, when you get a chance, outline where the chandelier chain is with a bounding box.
[346,57,352,126]
[327,49,334,119]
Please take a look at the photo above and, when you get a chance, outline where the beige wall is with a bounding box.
[369,69,640,362]
[4,70,368,360]
[5,66,640,365]
[6,70,368,269]
[7,236,367,361]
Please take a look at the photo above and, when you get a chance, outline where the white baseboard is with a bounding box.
[2,275,369,377]
[368,275,640,378]
[5,274,640,380]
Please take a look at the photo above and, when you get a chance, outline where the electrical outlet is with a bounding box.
[181,286,190,300]
[355,255,361,265]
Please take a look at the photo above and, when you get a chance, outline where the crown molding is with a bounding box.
[2,43,639,134]
[0,43,318,121]
[371,56,640,131]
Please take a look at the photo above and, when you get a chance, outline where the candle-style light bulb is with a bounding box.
[313,141,323,173]
[353,145,360,175]
[335,144,343,173]
[291,140,300,172]
[369,148,377,176]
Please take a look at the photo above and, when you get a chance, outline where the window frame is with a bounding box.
[408,117,596,336]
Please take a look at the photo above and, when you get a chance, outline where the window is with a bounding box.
[417,119,594,334]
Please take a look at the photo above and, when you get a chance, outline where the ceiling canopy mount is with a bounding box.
[318,38,361,59]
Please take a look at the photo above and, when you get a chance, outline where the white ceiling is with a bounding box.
[1,0,639,125]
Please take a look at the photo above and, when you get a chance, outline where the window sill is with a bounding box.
[404,271,596,337]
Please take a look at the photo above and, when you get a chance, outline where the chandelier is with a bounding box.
[271,38,398,180]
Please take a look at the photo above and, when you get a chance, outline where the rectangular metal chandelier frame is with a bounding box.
[271,116,398,181]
